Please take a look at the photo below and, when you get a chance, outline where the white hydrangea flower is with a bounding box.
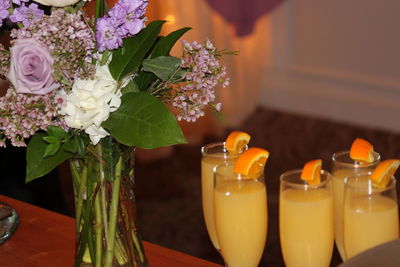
[61,64,121,145]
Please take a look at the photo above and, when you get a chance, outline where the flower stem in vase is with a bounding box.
[104,156,122,267]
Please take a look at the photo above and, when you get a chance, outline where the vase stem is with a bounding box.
[97,144,109,243]
[74,161,87,234]
[104,156,123,267]
[93,184,103,267]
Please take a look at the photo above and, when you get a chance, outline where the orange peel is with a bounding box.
[301,159,322,185]
[225,131,251,154]
[370,159,400,188]
[233,147,269,176]
[349,138,375,163]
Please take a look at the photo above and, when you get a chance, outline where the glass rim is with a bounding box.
[201,141,247,158]
[280,169,332,189]
[215,162,264,180]
[332,150,381,167]
[345,173,397,192]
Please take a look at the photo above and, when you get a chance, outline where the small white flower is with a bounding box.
[33,0,84,7]
[61,63,121,145]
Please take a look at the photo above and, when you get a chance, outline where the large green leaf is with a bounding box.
[151,27,191,58]
[103,92,187,149]
[26,133,74,182]
[109,20,166,81]
[121,79,140,94]
[142,56,181,80]
[135,27,191,91]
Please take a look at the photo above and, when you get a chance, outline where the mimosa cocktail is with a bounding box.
[280,168,334,267]
[344,174,399,259]
[214,162,267,267]
[201,142,242,250]
[331,151,380,260]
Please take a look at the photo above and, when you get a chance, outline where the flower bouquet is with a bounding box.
[0,0,231,266]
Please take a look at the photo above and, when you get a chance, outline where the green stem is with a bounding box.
[104,156,123,267]
[97,145,109,243]
[131,230,145,263]
[75,161,88,233]
[114,236,129,265]
[70,160,81,195]
[94,184,103,267]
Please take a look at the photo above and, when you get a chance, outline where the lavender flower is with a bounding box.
[0,0,10,27]
[171,39,230,122]
[96,0,148,52]
[10,3,44,27]
[96,17,124,52]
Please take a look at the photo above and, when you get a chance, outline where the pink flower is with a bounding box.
[7,38,59,95]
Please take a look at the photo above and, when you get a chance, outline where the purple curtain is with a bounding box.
[205,0,283,37]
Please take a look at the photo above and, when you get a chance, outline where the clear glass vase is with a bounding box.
[69,137,148,267]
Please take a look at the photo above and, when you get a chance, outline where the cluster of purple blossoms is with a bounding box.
[0,0,42,27]
[0,88,67,147]
[11,9,97,85]
[172,39,230,122]
[0,0,10,27]
[10,1,43,27]
[96,0,148,52]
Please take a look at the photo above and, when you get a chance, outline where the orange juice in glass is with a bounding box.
[214,163,267,267]
[344,173,399,259]
[279,168,334,267]
[201,142,244,250]
[331,151,380,260]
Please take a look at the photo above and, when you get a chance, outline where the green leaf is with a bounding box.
[26,133,74,183]
[121,79,140,94]
[43,143,61,158]
[63,136,78,154]
[142,56,181,80]
[43,136,59,144]
[109,20,166,81]
[151,27,191,58]
[103,92,187,149]
[135,27,191,91]
[46,126,69,139]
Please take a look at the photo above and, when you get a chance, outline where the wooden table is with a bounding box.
[0,195,220,267]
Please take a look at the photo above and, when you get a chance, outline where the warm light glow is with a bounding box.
[165,14,176,24]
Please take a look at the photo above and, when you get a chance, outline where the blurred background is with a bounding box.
[1,0,400,266]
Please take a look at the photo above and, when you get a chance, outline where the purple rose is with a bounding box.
[7,38,59,95]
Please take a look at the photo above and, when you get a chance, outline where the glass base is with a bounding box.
[0,201,19,244]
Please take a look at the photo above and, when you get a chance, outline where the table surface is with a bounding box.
[0,195,220,267]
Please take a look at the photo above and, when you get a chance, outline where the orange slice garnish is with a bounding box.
[225,131,251,154]
[370,159,400,188]
[349,138,374,163]
[301,159,322,185]
[233,147,269,176]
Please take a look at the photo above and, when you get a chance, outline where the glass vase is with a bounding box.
[69,137,148,267]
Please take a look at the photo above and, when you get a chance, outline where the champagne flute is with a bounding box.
[344,173,399,259]
[279,169,334,267]
[214,163,267,267]
[331,151,380,260]
[201,142,244,251]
